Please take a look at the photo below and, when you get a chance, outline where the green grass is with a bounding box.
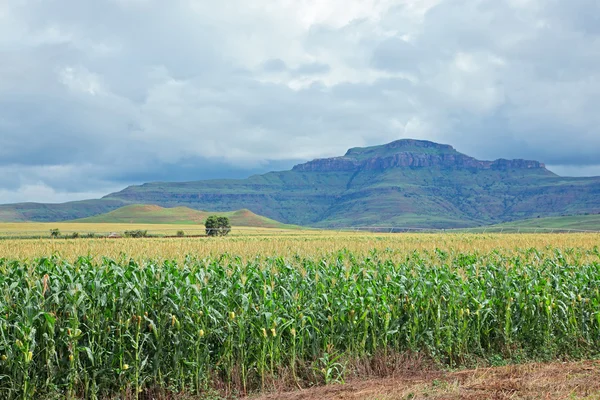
[72,204,298,229]
[465,214,600,233]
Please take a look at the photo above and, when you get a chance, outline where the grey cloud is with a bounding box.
[261,59,287,72]
[362,0,600,167]
[549,0,600,35]
[548,164,600,178]
[1,0,599,203]
[293,62,330,75]
[371,38,421,72]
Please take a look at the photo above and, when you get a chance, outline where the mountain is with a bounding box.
[1,139,599,228]
[73,204,296,229]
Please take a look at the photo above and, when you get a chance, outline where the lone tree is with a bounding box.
[205,215,231,237]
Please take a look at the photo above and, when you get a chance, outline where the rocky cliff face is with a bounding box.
[293,140,547,172]
[490,159,546,170]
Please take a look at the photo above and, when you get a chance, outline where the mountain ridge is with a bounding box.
[1,138,598,228]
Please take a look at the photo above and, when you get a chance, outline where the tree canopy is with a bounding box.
[204,215,231,236]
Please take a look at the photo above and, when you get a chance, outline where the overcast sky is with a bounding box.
[1,0,599,204]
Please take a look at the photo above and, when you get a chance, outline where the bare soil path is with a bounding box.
[253,360,600,400]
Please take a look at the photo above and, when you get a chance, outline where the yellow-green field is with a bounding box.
[0,222,316,238]
[0,223,598,261]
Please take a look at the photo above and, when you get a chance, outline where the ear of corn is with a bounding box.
[0,240,599,398]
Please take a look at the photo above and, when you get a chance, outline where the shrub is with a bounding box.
[124,230,148,238]
[176,230,185,237]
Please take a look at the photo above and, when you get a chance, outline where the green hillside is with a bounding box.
[471,214,600,233]
[73,204,295,229]
[1,139,599,228]
[104,163,598,229]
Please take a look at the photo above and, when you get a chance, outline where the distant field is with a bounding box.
[0,230,598,261]
[463,214,600,233]
[0,204,302,239]
[0,221,311,239]
[2,212,599,241]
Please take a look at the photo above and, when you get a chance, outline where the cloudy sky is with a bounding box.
[1,0,599,203]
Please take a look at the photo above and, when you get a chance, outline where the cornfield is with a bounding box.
[1,232,599,261]
[1,240,600,399]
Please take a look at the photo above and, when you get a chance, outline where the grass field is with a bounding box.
[462,214,600,233]
[74,204,297,229]
[0,222,311,240]
[1,232,599,399]
[4,210,599,240]
[0,229,599,260]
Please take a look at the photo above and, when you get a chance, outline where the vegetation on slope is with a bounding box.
[94,141,600,228]
[472,213,600,232]
[73,204,294,229]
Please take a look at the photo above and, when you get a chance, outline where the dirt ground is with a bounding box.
[253,360,600,400]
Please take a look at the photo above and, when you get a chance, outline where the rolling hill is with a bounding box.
[73,204,296,229]
[1,139,599,228]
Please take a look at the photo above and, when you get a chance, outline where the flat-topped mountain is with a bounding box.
[293,139,548,172]
[1,139,598,228]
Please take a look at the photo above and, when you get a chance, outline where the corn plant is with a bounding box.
[0,245,598,398]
